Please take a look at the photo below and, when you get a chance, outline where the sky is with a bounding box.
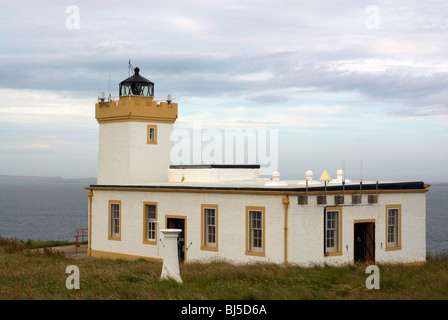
[0,0,447,182]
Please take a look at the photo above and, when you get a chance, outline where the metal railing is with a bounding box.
[74,228,88,254]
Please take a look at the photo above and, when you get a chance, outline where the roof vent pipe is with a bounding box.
[306,170,313,181]
[337,169,344,180]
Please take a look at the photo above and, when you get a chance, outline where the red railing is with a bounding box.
[74,228,88,253]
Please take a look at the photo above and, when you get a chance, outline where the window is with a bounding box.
[317,195,327,205]
[324,207,342,256]
[352,195,361,204]
[368,195,378,204]
[250,211,262,250]
[298,195,308,205]
[201,204,218,251]
[108,200,121,240]
[147,125,157,144]
[334,195,344,205]
[143,202,158,245]
[246,206,265,257]
[386,205,401,250]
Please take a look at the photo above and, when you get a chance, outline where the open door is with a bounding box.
[166,216,186,263]
[354,222,375,263]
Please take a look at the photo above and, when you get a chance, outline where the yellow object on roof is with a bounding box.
[319,170,331,182]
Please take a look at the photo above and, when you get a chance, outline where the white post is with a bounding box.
[160,229,183,283]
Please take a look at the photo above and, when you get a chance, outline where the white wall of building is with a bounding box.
[288,192,426,266]
[97,122,130,185]
[91,190,285,264]
[97,121,173,185]
[90,189,426,265]
[168,168,261,182]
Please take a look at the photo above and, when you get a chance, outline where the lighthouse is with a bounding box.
[95,67,178,185]
[87,65,427,267]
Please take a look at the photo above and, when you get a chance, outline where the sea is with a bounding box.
[0,180,447,255]
[0,180,91,243]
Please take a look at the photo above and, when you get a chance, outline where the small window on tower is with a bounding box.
[147,125,157,144]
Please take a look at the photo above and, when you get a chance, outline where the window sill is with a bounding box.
[201,245,218,252]
[385,245,402,251]
[324,251,342,257]
[245,250,265,257]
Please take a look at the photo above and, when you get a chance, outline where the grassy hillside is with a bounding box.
[0,237,447,300]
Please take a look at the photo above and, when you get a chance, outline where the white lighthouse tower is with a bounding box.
[95,67,178,185]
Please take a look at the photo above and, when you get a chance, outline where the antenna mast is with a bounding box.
[360,159,363,183]
[128,58,135,77]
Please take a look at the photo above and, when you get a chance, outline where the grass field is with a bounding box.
[0,237,447,300]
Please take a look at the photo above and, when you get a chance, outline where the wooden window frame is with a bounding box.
[324,206,342,256]
[352,194,361,204]
[245,206,266,257]
[200,204,218,252]
[147,125,157,144]
[317,195,327,205]
[143,202,158,245]
[108,200,121,241]
[385,204,402,251]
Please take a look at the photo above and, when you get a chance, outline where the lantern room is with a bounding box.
[119,67,154,97]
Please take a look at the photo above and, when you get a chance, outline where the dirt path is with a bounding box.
[37,244,96,260]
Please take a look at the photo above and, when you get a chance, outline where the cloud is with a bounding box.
[0,0,446,180]
[385,106,448,117]
[20,143,52,150]
[247,93,293,105]
[0,1,446,118]
[0,89,94,128]
[167,16,204,33]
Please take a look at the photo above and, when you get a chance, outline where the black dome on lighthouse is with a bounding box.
[119,67,154,97]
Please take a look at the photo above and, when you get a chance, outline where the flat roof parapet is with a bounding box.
[168,164,261,182]
[170,164,260,169]
[88,181,428,193]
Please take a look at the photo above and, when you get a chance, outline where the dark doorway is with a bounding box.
[166,217,186,263]
[354,222,375,263]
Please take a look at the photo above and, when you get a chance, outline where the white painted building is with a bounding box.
[86,68,428,266]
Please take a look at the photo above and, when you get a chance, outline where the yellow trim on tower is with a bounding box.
[95,96,177,124]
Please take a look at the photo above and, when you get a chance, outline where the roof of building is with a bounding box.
[170,164,260,169]
[89,179,427,193]
[119,67,154,85]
